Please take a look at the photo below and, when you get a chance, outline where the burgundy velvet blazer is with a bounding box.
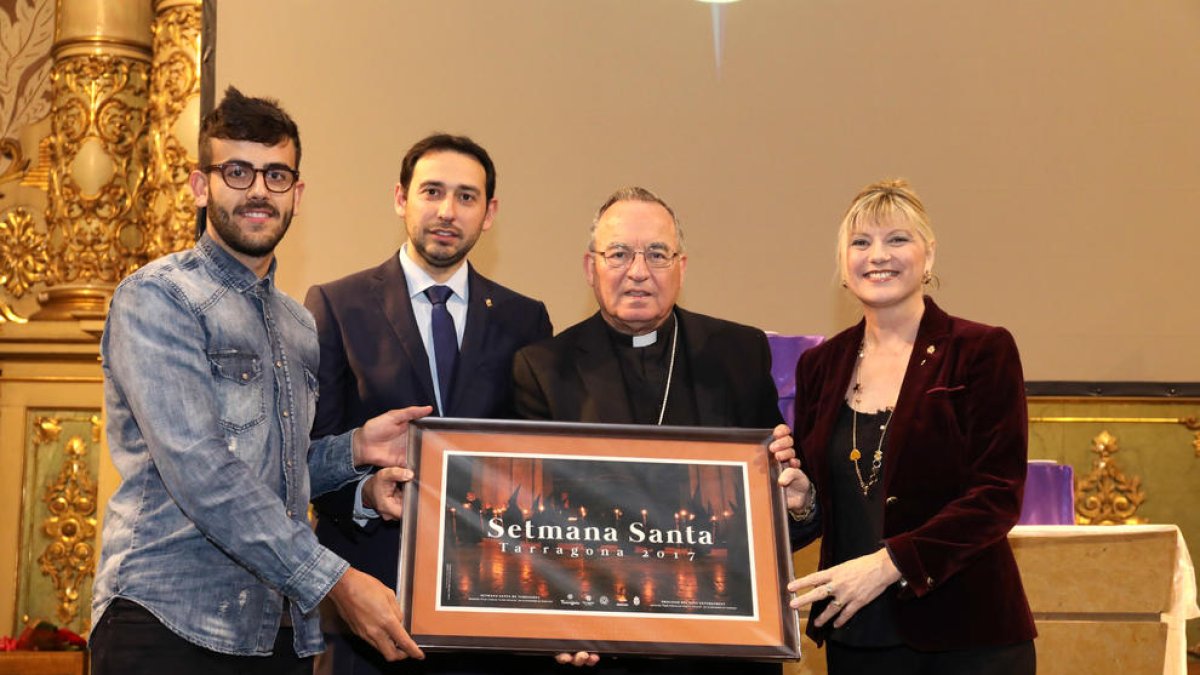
[793,297,1036,651]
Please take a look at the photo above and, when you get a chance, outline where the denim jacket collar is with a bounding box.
[194,233,278,293]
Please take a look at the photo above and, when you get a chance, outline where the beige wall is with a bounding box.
[216,0,1200,381]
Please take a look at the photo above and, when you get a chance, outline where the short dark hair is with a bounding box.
[398,133,496,200]
[198,86,301,169]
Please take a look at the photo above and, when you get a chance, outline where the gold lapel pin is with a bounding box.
[485,298,493,308]
[926,345,936,355]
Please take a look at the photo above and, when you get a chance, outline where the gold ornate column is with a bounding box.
[0,0,199,641]
[36,0,154,320]
[141,0,202,260]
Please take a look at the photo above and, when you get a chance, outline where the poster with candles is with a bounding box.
[437,451,756,617]
[397,419,800,660]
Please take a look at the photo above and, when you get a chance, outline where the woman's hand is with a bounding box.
[788,548,902,628]
[768,424,815,516]
[778,467,813,514]
[768,424,801,468]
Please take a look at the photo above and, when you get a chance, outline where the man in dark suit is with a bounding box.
[306,134,552,674]
[512,186,802,673]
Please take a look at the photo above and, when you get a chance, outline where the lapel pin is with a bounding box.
[485,298,493,308]
[926,345,936,355]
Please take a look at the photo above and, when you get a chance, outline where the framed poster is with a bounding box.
[396,418,800,660]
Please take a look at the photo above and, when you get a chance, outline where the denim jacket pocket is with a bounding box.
[208,348,267,431]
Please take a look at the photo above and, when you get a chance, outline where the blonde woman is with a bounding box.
[782,180,1036,674]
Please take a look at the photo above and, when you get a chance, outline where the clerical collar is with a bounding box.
[607,313,676,349]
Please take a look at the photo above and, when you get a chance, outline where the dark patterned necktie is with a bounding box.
[424,285,458,413]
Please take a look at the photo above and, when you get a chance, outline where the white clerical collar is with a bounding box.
[631,331,657,348]
[398,243,469,301]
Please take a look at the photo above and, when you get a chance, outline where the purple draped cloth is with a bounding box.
[766,333,825,428]
[1018,461,1076,525]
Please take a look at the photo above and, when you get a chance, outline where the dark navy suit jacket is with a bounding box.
[306,253,550,674]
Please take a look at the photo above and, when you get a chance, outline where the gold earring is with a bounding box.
[922,270,932,284]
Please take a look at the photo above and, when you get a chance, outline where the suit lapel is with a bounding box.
[882,297,953,492]
[449,266,491,416]
[676,308,728,426]
[574,314,634,423]
[372,256,438,406]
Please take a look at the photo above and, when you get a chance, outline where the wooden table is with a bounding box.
[0,651,86,675]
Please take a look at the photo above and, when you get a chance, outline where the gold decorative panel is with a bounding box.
[15,410,102,633]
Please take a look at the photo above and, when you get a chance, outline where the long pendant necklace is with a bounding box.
[656,312,679,425]
[849,343,894,497]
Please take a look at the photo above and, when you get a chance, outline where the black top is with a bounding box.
[826,402,901,647]
[604,313,700,426]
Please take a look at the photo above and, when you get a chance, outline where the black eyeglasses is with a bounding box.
[204,161,299,193]
[590,244,681,269]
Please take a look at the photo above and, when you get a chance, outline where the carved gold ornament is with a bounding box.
[1074,431,1148,525]
[1184,416,1200,457]
[45,54,152,287]
[0,207,50,297]
[142,1,202,260]
[33,414,62,445]
[36,435,98,626]
[18,136,51,190]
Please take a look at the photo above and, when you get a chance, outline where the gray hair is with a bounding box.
[589,186,686,252]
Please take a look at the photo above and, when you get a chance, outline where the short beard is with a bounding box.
[207,197,292,258]
[411,238,470,269]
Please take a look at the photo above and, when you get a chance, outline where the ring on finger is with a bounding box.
[822,583,834,597]
[830,599,843,608]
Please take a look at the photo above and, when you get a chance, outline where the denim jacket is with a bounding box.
[92,235,365,657]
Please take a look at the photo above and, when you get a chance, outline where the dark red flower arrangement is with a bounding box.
[0,620,86,651]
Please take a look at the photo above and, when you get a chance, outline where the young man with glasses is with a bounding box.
[512,186,799,673]
[90,87,428,675]
[303,133,552,675]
